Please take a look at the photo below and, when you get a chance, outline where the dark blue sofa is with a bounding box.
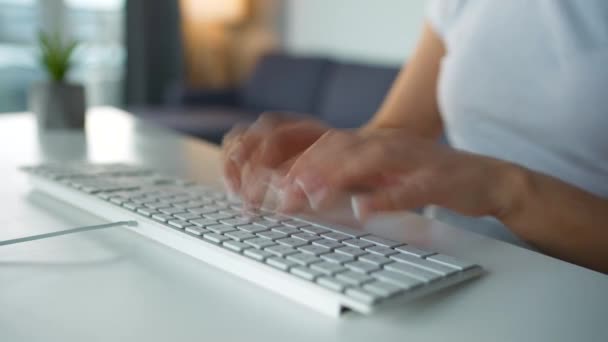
[145,53,400,143]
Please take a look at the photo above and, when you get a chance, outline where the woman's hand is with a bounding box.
[221,114,329,207]
[278,129,520,220]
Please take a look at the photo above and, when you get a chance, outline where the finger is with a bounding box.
[224,113,289,166]
[351,172,435,220]
[222,114,294,194]
[240,147,278,208]
[282,130,361,208]
[285,136,407,210]
[239,122,312,206]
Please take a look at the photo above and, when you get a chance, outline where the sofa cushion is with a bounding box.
[136,107,259,144]
[240,53,331,114]
[318,62,398,128]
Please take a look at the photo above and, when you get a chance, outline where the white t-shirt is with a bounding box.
[425,0,608,245]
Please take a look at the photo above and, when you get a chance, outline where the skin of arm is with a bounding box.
[223,21,608,273]
[364,22,446,139]
[500,165,608,274]
[279,21,608,273]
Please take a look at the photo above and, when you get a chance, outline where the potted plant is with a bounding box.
[29,31,85,130]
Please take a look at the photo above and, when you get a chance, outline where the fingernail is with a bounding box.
[222,177,238,197]
[277,183,300,213]
[296,178,326,210]
[351,196,362,220]
[230,143,245,165]
[351,195,371,221]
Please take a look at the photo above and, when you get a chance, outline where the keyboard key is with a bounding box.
[238,224,268,233]
[225,230,256,241]
[122,202,140,211]
[168,219,193,229]
[390,253,456,276]
[219,218,252,227]
[173,212,202,221]
[321,232,351,241]
[131,197,157,205]
[206,224,237,234]
[316,276,350,292]
[252,219,281,229]
[271,226,299,235]
[321,252,354,264]
[363,281,404,297]
[218,209,241,216]
[203,233,230,244]
[292,232,321,242]
[173,200,205,209]
[336,271,374,286]
[136,207,158,216]
[144,201,171,209]
[281,219,309,228]
[335,246,368,257]
[365,245,398,256]
[311,261,347,275]
[189,218,218,227]
[244,249,273,261]
[343,238,374,249]
[290,266,323,281]
[371,270,422,289]
[276,237,308,248]
[300,226,330,235]
[109,197,126,205]
[312,238,344,250]
[166,195,191,204]
[287,253,322,266]
[359,253,392,265]
[151,213,173,222]
[263,214,288,222]
[256,231,288,240]
[345,260,380,273]
[265,245,298,257]
[298,244,331,256]
[198,204,227,212]
[245,237,277,249]
[345,288,380,305]
[187,207,220,215]
[266,257,297,271]
[159,207,186,215]
[426,254,477,271]
[204,212,235,221]
[185,226,208,236]
[360,235,402,248]
[395,245,435,258]
[384,262,442,282]
[222,240,251,252]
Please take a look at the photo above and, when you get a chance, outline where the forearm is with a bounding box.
[363,22,446,140]
[498,163,608,273]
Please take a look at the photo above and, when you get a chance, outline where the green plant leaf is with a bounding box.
[37,30,79,82]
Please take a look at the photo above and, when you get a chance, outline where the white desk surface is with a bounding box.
[0,107,606,342]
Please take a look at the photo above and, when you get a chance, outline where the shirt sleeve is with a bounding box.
[426,0,466,38]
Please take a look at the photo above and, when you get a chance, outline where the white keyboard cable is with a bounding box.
[0,221,138,247]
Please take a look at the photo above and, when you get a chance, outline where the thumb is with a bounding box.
[351,175,432,220]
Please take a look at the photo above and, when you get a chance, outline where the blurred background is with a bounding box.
[0,0,427,142]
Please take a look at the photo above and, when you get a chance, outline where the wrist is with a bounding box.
[494,161,535,226]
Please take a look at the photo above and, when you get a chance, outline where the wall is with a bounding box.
[283,0,427,66]
[180,0,281,88]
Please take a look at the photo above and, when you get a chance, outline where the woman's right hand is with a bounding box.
[221,113,329,208]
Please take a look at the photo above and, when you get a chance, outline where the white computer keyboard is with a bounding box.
[22,163,483,316]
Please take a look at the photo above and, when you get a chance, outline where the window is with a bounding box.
[0,0,125,113]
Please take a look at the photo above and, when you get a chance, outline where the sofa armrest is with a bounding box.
[164,82,239,107]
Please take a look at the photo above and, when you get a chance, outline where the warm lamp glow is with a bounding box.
[181,0,245,23]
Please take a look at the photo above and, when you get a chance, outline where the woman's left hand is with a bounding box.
[278,129,521,220]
